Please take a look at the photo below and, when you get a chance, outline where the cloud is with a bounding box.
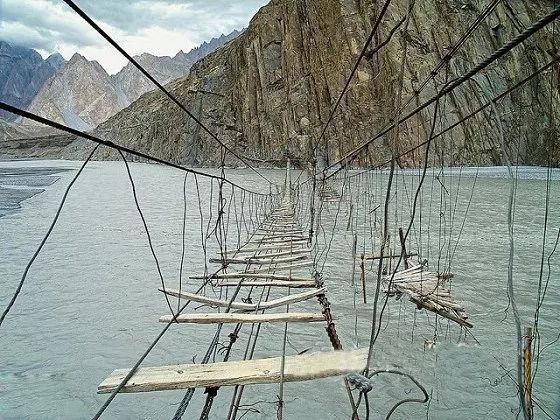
[0,0,103,48]
[0,0,268,73]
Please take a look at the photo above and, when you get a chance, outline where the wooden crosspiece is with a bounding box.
[98,349,369,393]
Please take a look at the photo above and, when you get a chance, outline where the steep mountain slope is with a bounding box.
[4,1,558,165]
[75,0,558,167]
[0,41,64,121]
[18,30,241,131]
[113,30,242,104]
[25,53,129,131]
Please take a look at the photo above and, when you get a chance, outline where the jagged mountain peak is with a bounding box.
[25,52,125,131]
[4,28,242,131]
[112,28,243,105]
[0,41,65,121]
[46,52,65,66]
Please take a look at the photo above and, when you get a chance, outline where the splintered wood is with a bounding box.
[98,349,369,393]
[385,264,473,328]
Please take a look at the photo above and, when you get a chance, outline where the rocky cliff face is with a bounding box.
[8,1,560,165]
[0,41,64,121]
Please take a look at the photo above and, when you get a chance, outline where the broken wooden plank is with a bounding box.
[159,287,326,311]
[159,312,325,324]
[98,348,368,393]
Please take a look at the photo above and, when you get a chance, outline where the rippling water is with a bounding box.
[0,160,558,419]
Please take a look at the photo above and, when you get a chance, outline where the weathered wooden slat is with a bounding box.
[200,262,312,277]
[216,280,316,288]
[257,234,308,242]
[191,273,313,281]
[251,238,308,246]
[260,223,297,229]
[244,261,313,273]
[256,228,303,234]
[237,244,309,253]
[230,248,310,258]
[159,287,326,311]
[258,234,307,241]
[159,312,325,324]
[267,217,295,223]
[98,348,368,393]
[363,252,418,261]
[390,264,424,276]
[209,254,307,265]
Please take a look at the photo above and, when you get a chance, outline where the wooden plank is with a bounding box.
[389,264,424,276]
[257,234,307,241]
[364,252,418,261]
[216,280,316,288]
[159,287,326,311]
[260,223,297,229]
[244,261,313,273]
[191,273,313,281]
[251,238,308,246]
[98,348,368,393]
[209,254,307,265]
[159,312,325,324]
[231,248,310,258]
[237,244,309,253]
[256,228,303,234]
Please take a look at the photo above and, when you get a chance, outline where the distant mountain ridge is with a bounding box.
[25,53,129,131]
[114,29,242,104]
[17,30,242,131]
[0,41,64,121]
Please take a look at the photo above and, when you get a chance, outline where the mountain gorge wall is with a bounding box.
[21,0,560,166]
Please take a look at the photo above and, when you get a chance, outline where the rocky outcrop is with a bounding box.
[0,41,64,121]
[5,1,560,165]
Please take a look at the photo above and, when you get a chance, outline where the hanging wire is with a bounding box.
[0,144,100,327]
[61,0,277,188]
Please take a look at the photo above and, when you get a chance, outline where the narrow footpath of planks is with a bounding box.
[98,192,352,405]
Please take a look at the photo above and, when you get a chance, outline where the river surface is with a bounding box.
[0,160,559,419]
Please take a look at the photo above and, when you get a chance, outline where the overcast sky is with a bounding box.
[0,0,268,74]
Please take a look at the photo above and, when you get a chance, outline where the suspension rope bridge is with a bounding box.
[0,1,558,419]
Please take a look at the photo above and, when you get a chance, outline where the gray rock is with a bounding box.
[25,53,128,131]
[0,41,65,121]
[3,1,559,166]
